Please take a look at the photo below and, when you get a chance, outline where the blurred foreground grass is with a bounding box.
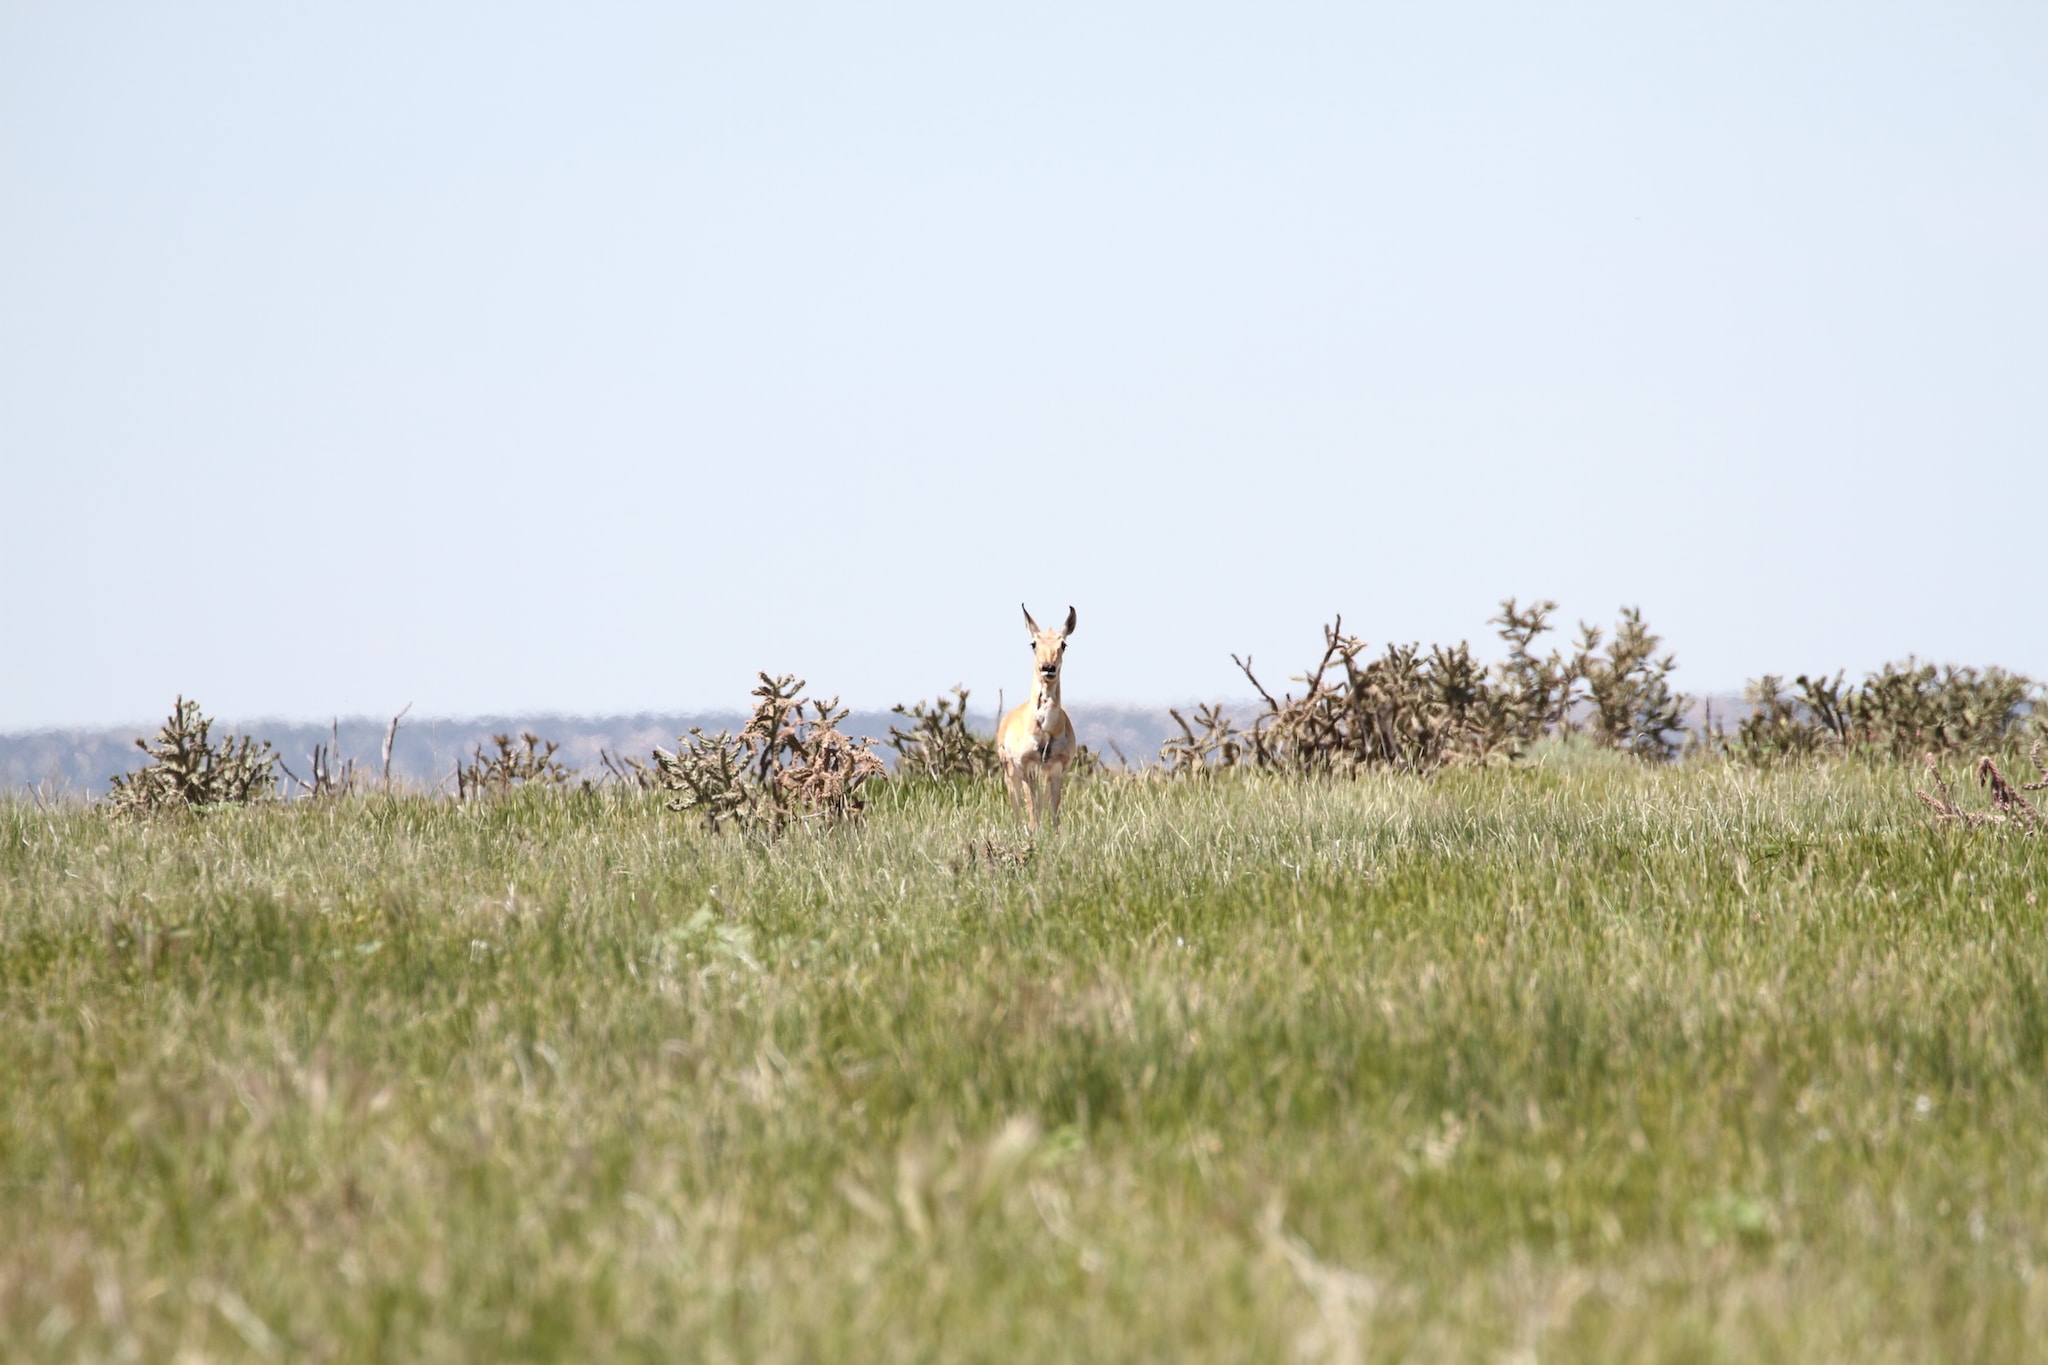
[4,752,2046,1361]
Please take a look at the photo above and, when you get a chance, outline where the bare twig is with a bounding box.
[598,749,656,789]
[1232,654,1278,712]
[382,703,412,792]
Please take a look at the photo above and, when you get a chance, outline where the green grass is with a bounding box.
[4,753,2046,1361]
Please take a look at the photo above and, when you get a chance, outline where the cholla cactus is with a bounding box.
[1160,703,1249,775]
[1734,662,2038,765]
[456,733,573,799]
[1485,598,1577,747]
[1735,674,1852,762]
[654,673,886,836]
[652,727,752,828]
[1167,600,1690,777]
[888,685,999,780]
[105,696,278,815]
[1572,607,1690,761]
[1226,615,1557,776]
[1854,661,2035,759]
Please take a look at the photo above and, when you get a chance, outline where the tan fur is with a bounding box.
[997,604,1078,830]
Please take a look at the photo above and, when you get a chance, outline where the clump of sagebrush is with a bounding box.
[653,673,886,836]
[1168,599,1684,775]
[1732,661,2039,764]
[104,696,279,815]
[889,685,1000,780]
[1916,742,2046,830]
[456,732,573,800]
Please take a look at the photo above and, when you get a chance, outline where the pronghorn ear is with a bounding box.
[1062,606,1077,638]
[1021,603,1040,636]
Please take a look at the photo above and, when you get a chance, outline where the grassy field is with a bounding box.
[4,750,2046,1361]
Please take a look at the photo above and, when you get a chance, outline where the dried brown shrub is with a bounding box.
[1916,742,2046,830]
[280,719,356,800]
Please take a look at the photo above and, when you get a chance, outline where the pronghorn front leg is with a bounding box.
[1004,761,1031,825]
[1044,768,1066,830]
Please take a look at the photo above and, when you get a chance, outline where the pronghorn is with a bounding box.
[997,604,1078,830]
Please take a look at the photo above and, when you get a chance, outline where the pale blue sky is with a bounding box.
[4,3,2043,731]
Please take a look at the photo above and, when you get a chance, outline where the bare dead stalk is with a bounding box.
[382,703,412,792]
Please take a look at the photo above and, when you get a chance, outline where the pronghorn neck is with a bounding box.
[1031,673,1062,724]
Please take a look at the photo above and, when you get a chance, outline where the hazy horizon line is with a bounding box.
[1,691,1790,741]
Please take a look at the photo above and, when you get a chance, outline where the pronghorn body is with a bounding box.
[997,604,1077,829]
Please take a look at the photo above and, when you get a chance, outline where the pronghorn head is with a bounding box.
[1021,603,1077,694]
